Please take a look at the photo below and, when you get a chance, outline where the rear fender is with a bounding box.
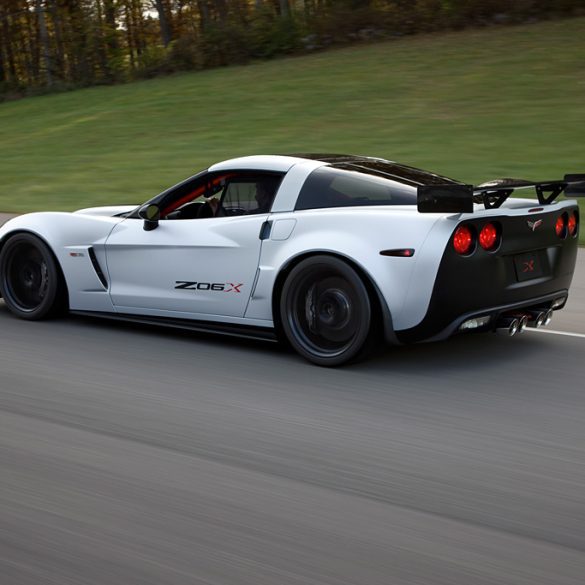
[244,209,443,339]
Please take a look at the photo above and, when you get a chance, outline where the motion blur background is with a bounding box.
[1,0,584,227]
[1,2,585,584]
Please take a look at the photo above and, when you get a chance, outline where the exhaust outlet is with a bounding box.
[518,314,529,333]
[496,317,520,336]
[525,310,547,328]
[525,307,554,328]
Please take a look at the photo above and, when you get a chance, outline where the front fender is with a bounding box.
[0,212,124,312]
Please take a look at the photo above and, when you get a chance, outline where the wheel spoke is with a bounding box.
[305,284,318,334]
[39,261,49,300]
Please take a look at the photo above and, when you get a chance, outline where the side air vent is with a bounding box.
[88,247,108,289]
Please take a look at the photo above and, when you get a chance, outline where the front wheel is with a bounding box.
[0,233,66,320]
[279,256,374,366]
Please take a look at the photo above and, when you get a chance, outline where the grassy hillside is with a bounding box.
[0,17,584,232]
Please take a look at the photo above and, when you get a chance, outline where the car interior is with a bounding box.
[161,173,283,220]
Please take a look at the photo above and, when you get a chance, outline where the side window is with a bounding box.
[221,175,283,216]
[159,173,230,219]
[295,166,416,210]
[222,181,258,215]
[143,171,283,220]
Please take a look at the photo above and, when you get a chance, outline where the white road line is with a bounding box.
[525,328,585,339]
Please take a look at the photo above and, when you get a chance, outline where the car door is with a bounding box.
[104,173,281,319]
[105,214,268,318]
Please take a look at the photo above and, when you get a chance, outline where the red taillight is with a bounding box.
[479,223,498,251]
[568,211,578,237]
[453,225,474,255]
[555,215,566,238]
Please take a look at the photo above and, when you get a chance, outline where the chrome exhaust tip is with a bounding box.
[526,310,547,328]
[525,308,554,328]
[496,317,520,336]
[518,314,529,333]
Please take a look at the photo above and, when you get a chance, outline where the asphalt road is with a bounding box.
[1,213,585,584]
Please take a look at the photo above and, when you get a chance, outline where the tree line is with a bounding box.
[1,0,582,99]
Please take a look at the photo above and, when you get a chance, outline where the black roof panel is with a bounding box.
[288,153,461,187]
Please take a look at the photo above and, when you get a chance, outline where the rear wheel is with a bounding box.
[280,256,374,366]
[0,234,66,320]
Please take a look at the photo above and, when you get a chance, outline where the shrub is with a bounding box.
[248,9,302,58]
[167,36,202,71]
[135,45,171,78]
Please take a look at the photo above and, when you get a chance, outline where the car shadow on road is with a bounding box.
[0,300,562,378]
[362,329,558,375]
[70,310,556,374]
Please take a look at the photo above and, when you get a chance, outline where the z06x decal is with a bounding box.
[175,281,243,293]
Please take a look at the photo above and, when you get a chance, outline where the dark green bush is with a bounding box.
[248,9,302,58]
[167,37,202,71]
[198,20,254,68]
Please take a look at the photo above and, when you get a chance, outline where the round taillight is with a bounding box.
[479,223,498,251]
[453,225,474,255]
[555,215,566,238]
[568,211,578,237]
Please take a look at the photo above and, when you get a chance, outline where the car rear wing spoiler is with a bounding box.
[417,174,585,213]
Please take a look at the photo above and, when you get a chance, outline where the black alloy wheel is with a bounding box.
[280,255,374,366]
[0,233,66,320]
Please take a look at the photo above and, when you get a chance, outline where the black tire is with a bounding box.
[280,255,374,366]
[0,233,66,320]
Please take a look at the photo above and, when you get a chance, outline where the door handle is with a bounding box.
[259,221,272,240]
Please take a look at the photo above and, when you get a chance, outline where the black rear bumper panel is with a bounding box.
[395,209,578,344]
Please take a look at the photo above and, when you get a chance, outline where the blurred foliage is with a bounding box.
[1,0,585,99]
[1,16,584,242]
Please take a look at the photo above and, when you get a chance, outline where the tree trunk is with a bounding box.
[124,2,136,68]
[0,4,13,84]
[131,0,146,56]
[2,13,18,82]
[95,0,110,79]
[0,39,6,83]
[198,0,210,30]
[36,0,53,86]
[154,0,172,46]
[103,0,119,51]
[25,1,40,84]
[48,0,66,81]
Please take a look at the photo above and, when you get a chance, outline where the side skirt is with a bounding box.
[70,310,279,343]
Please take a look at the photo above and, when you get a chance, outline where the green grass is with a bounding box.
[1,17,584,240]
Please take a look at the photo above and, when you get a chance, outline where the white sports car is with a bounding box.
[0,154,582,365]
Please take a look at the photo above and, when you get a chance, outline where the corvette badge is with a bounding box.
[527,219,543,232]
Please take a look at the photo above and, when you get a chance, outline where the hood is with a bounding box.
[73,205,138,217]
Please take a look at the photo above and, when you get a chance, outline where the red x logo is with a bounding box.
[523,260,535,273]
[225,283,243,293]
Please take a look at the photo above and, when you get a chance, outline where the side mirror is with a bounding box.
[138,203,161,231]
